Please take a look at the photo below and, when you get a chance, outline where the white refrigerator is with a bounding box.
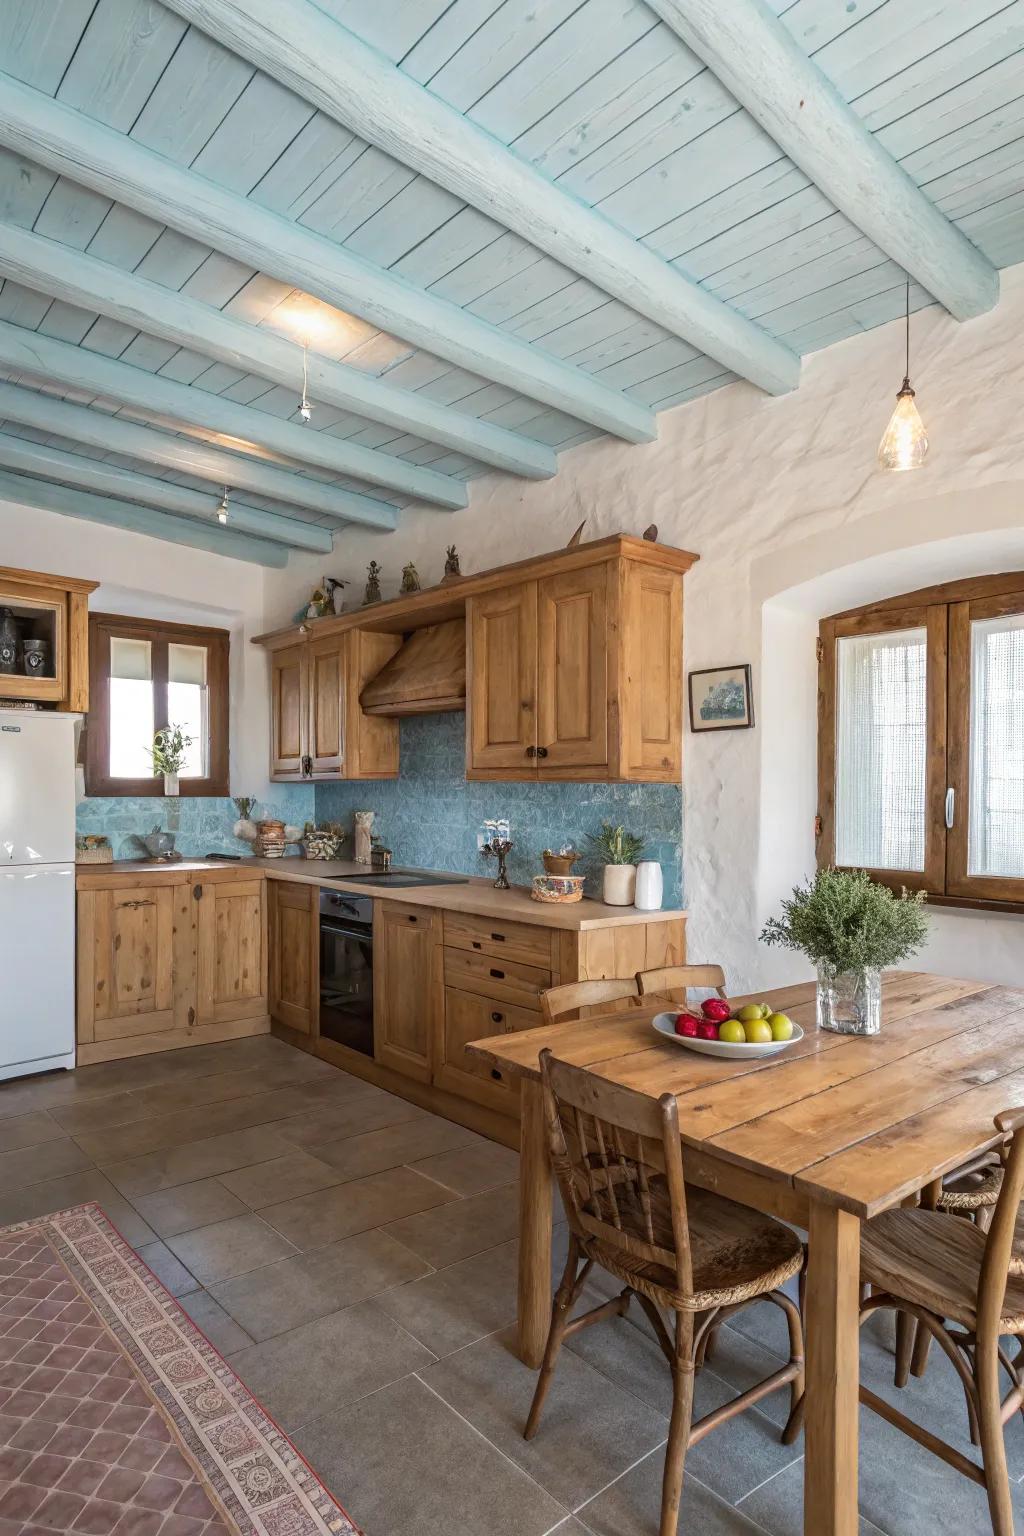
[0,709,77,1079]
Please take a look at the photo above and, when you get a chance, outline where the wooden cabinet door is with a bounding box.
[195,878,267,1027]
[434,987,537,1115]
[536,563,609,774]
[373,901,442,1083]
[308,635,346,777]
[88,885,175,1043]
[466,583,538,776]
[619,562,682,781]
[268,880,317,1035]
[270,643,308,780]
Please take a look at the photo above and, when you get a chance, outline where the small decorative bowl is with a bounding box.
[303,831,342,860]
[532,873,585,904]
[542,850,579,875]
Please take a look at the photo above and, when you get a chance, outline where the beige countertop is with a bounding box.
[77,855,685,931]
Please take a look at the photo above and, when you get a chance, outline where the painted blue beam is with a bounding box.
[0,469,289,566]
[161,0,800,396]
[0,72,656,443]
[0,432,333,553]
[0,223,555,482]
[646,0,999,321]
[0,380,394,528]
[0,318,464,511]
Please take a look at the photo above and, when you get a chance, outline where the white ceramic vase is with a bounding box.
[633,860,663,911]
[602,863,636,906]
[163,773,179,797]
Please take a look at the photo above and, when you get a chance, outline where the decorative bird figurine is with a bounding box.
[567,519,587,547]
[642,523,658,542]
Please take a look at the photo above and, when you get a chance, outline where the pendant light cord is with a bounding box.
[905,278,911,382]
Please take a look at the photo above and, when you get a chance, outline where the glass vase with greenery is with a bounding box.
[587,823,645,906]
[149,724,193,796]
[760,867,929,1034]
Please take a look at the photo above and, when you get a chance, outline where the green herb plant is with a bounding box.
[761,867,928,974]
[149,724,193,777]
[587,822,645,866]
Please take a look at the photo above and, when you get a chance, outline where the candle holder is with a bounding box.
[481,837,513,890]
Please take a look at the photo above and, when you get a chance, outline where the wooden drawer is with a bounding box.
[433,987,539,1114]
[443,910,555,970]
[443,945,550,1010]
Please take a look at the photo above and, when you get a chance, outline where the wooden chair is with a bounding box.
[636,964,729,1005]
[539,977,640,1025]
[856,1108,1024,1536]
[525,1049,805,1536]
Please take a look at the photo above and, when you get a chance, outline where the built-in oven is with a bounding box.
[319,891,374,1056]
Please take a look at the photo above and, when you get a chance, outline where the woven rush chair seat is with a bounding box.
[938,1158,1004,1217]
[862,1207,1024,1332]
[582,1174,803,1311]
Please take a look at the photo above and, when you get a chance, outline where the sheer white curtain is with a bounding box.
[969,614,1024,878]
[835,628,927,871]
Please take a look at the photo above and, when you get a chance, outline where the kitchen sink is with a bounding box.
[337,870,470,888]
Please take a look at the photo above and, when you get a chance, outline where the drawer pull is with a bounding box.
[489,968,505,979]
[490,1011,503,1024]
[407,914,418,924]
[472,940,482,949]
[117,899,154,910]
[490,932,506,943]
[491,1068,504,1082]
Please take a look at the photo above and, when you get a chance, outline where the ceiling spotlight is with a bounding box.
[216,487,230,524]
[299,341,313,423]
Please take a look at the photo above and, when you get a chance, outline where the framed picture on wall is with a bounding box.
[688,664,754,732]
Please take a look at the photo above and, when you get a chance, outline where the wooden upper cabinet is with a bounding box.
[268,880,317,1035]
[195,876,267,1028]
[467,582,538,774]
[618,561,683,780]
[373,901,442,1083]
[270,643,307,780]
[308,635,345,776]
[536,563,609,774]
[0,566,96,710]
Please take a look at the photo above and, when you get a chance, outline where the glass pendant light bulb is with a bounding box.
[216,487,230,524]
[878,380,928,472]
[878,279,928,472]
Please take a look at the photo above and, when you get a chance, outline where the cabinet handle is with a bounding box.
[407,914,418,924]
[490,932,505,943]
[525,745,537,758]
[945,786,956,829]
[187,1005,195,1026]
[489,968,505,979]
[117,899,154,910]
[491,1068,504,1082]
[536,746,549,759]
[490,1011,503,1024]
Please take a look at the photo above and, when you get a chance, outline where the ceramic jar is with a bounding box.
[602,864,636,906]
[633,861,664,911]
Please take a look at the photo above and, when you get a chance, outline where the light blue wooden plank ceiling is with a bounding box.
[0,0,1020,563]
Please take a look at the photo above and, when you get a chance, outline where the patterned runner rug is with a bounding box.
[0,1203,359,1534]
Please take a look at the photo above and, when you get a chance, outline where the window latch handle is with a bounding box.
[945,787,955,830]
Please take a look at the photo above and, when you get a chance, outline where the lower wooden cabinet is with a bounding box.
[373,901,443,1084]
[76,867,268,1063]
[434,987,539,1114]
[268,880,317,1035]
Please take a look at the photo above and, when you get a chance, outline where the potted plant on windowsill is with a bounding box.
[587,822,645,906]
[760,867,929,1035]
[149,724,193,798]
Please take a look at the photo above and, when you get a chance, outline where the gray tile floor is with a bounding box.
[0,1033,1018,1535]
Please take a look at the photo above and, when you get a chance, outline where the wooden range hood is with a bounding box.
[359,616,466,716]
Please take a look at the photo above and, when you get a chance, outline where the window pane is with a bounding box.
[109,678,155,778]
[835,628,927,871]
[167,681,207,778]
[968,614,1024,878]
[168,643,206,687]
[110,636,151,682]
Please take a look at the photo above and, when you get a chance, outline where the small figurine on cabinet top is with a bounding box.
[363,561,382,605]
[441,545,462,584]
[400,562,421,594]
[300,575,347,621]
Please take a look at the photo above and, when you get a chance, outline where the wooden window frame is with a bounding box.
[818,572,1024,912]
[86,613,229,798]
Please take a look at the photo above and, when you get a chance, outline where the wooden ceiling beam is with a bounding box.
[0,469,289,566]
[0,379,392,527]
[647,0,999,320]
[161,0,800,397]
[0,223,555,483]
[0,432,333,553]
[0,318,463,512]
[0,72,656,443]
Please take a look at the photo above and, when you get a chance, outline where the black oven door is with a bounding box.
[319,915,374,1056]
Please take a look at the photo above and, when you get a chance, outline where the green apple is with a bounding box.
[744,1018,773,1044]
[718,1019,746,1044]
[768,1012,794,1041]
[735,1003,764,1023]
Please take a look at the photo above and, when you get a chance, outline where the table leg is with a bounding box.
[804,1202,861,1536]
[517,1078,553,1369]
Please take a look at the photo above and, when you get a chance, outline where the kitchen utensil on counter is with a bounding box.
[634,860,664,911]
[531,873,585,904]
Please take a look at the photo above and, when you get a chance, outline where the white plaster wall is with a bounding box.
[0,497,275,800]
[271,261,1024,991]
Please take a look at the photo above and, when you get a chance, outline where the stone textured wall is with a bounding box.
[315,712,682,905]
[76,788,314,859]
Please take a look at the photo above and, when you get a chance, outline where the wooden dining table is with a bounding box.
[468,970,1024,1536]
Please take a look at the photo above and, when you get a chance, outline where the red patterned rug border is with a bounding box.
[2,1201,361,1536]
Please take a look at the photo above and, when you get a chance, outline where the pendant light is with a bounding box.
[299,341,313,422]
[216,487,230,524]
[878,280,928,472]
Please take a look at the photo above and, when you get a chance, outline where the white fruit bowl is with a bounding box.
[650,1012,804,1059]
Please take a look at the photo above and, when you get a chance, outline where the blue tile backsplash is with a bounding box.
[315,712,683,907]
[76,787,315,859]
